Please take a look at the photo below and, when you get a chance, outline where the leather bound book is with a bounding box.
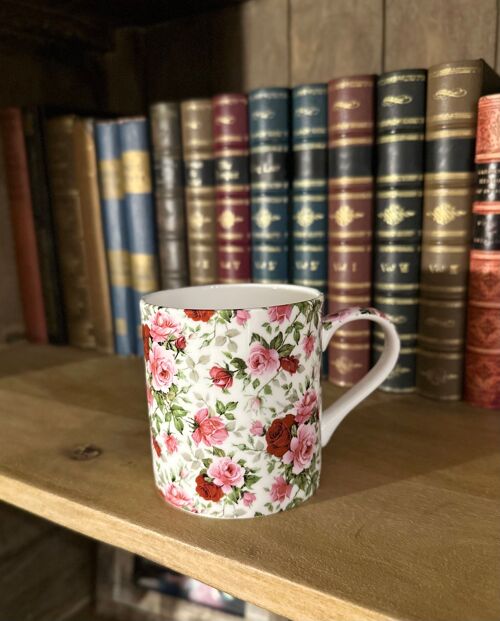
[118,117,160,354]
[372,70,426,392]
[213,94,251,283]
[45,116,95,349]
[0,108,47,343]
[464,93,500,408]
[95,121,135,356]
[180,99,217,285]
[417,59,500,400]
[150,103,189,289]
[23,108,66,344]
[0,136,25,343]
[249,87,289,283]
[291,84,328,292]
[327,76,375,386]
[73,118,114,354]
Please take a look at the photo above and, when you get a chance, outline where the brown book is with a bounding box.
[0,108,47,343]
[73,118,114,354]
[180,99,217,285]
[416,59,500,400]
[0,137,25,343]
[45,116,96,349]
[327,76,376,387]
[150,102,189,289]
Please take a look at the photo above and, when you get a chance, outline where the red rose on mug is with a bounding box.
[175,335,186,350]
[184,309,215,322]
[142,324,151,358]
[195,474,224,501]
[280,355,299,374]
[151,434,162,457]
[209,366,233,389]
[265,414,295,458]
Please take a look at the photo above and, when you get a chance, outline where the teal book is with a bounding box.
[94,121,135,356]
[118,117,159,355]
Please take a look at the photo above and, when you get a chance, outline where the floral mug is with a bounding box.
[141,284,399,518]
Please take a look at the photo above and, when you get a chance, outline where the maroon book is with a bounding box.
[327,76,375,386]
[0,108,48,343]
[213,94,251,283]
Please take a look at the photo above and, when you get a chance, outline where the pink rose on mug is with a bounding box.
[192,408,229,447]
[247,342,279,377]
[147,343,177,392]
[267,304,292,324]
[149,309,180,342]
[207,456,245,493]
[283,423,316,474]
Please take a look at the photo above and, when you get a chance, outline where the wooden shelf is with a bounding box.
[0,343,498,621]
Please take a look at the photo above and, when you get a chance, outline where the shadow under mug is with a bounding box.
[141,284,400,518]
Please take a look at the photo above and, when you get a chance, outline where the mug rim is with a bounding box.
[142,283,323,311]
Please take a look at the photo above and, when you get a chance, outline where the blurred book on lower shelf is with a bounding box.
[97,545,287,621]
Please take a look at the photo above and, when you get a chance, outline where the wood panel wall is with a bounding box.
[145,0,500,101]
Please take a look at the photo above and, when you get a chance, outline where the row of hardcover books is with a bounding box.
[0,59,499,408]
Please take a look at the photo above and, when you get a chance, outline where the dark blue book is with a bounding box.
[291,84,328,292]
[118,117,159,355]
[249,88,290,283]
[94,120,135,356]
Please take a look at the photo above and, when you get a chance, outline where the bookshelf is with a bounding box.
[0,343,498,621]
[1,1,500,619]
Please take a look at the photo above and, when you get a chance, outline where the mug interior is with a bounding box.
[143,283,322,310]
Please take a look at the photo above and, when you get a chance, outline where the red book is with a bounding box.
[213,94,251,283]
[0,108,47,343]
[465,94,500,409]
[327,76,375,386]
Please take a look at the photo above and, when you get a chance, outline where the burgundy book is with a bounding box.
[327,76,375,386]
[213,94,251,283]
[0,108,47,343]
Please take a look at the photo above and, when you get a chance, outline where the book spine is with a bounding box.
[45,116,96,349]
[291,84,328,292]
[213,94,251,283]
[373,69,426,392]
[464,93,500,409]
[95,121,135,356]
[23,108,67,344]
[150,102,189,289]
[118,117,159,355]
[0,134,25,343]
[73,118,114,354]
[0,108,47,343]
[249,87,290,283]
[327,76,375,386]
[416,60,486,400]
[180,99,217,285]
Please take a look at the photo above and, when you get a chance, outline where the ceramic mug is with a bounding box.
[141,284,399,518]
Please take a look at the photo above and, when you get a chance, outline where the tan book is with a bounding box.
[73,118,114,354]
[45,116,96,349]
[0,137,24,343]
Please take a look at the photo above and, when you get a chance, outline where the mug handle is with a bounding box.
[320,307,400,447]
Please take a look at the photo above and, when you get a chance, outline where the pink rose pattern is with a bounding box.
[192,408,229,447]
[141,297,357,518]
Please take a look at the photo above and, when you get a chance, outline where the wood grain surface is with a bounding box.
[384,0,497,71]
[0,344,499,621]
[289,0,383,83]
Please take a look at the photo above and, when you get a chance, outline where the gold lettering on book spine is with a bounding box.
[427,203,467,225]
[332,205,364,227]
[107,250,131,287]
[122,151,152,194]
[333,100,360,110]
[382,94,412,106]
[378,203,415,225]
[254,207,280,229]
[331,356,363,375]
[130,253,158,293]
[99,159,123,200]
[433,88,467,101]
